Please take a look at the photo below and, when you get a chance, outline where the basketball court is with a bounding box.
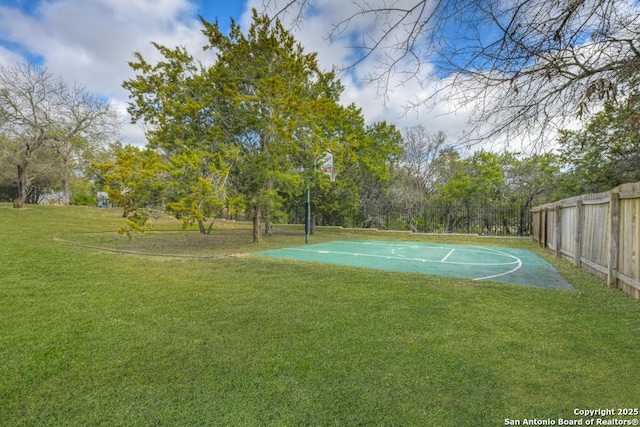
[254,240,573,290]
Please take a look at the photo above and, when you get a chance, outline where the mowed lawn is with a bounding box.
[1,204,639,426]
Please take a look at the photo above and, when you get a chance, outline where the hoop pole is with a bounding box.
[304,188,310,244]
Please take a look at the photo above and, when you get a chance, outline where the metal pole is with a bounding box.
[305,188,310,244]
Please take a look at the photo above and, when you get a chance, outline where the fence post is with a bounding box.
[386,205,390,230]
[607,192,620,288]
[542,208,548,249]
[574,200,583,267]
[554,205,562,258]
[534,209,543,245]
[423,205,427,233]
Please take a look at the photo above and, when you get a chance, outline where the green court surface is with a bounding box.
[254,240,573,290]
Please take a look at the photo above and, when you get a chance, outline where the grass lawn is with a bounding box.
[1,204,639,426]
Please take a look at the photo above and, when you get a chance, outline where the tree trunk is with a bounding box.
[264,220,273,236]
[252,205,261,243]
[519,201,532,236]
[13,162,28,209]
[62,175,71,205]
[310,213,317,235]
[197,219,206,235]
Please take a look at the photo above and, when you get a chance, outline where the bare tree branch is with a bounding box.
[0,62,119,207]
[264,0,640,147]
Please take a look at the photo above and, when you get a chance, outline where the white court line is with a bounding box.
[472,261,522,280]
[336,240,506,258]
[391,247,405,258]
[467,246,523,281]
[441,249,455,263]
[287,247,518,266]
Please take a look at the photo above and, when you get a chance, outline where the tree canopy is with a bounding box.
[120,11,400,241]
[122,42,238,234]
[201,12,353,242]
[558,96,640,194]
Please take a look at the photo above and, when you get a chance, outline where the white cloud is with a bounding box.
[0,45,23,67]
[0,0,476,148]
[248,0,474,146]
[0,0,211,145]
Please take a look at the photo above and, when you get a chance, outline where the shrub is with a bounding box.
[70,192,98,206]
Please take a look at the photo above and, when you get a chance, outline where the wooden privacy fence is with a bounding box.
[532,182,640,300]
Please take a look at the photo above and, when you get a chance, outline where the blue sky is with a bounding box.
[196,0,246,26]
[0,0,471,146]
[0,0,249,62]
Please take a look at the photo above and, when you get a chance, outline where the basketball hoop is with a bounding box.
[321,166,338,183]
[319,150,337,183]
[304,150,337,244]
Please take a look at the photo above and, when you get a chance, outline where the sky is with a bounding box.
[0,0,472,147]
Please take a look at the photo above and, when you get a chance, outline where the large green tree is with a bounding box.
[498,152,564,234]
[428,150,505,233]
[123,41,238,234]
[202,11,351,242]
[501,153,563,206]
[433,151,503,205]
[558,96,640,194]
[122,12,366,241]
[345,120,403,227]
[310,112,403,229]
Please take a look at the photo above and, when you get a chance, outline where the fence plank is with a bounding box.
[542,209,548,249]
[555,206,561,258]
[581,203,609,267]
[574,200,583,267]
[619,197,640,298]
[560,205,575,261]
[607,192,620,288]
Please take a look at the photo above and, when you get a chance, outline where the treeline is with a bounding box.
[376,100,640,234]
[280,123,628,236]
[2,12,639,242]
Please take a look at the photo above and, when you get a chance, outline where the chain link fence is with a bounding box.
[277,202,533,236]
